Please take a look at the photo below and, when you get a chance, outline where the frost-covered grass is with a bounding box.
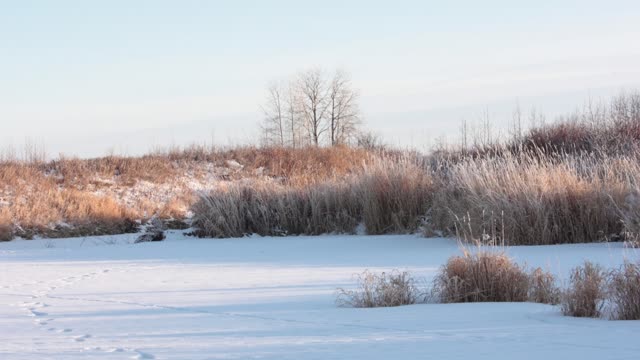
[1,233,639,359]
[0,146,378,240]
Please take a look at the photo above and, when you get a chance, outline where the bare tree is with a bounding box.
[327,70,361,145]
[297,69,330,146]
[460,118,469,150]
[261,82,286,146]
[510,100,523,143]
[261,68,362,147]
[284,81,303,148]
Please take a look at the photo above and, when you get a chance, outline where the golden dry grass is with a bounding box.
[433,250,531,303]
[0,146,384,240]
[607,262,640,320]
[430,153,634,245]
[561,261,607,318]
[432,249,561,304]
[191,156,432,238]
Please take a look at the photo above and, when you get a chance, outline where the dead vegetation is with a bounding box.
[432,250,559,304]
[429,153,631,245]
[3,93,640,244]
[607,262,640,320]
[561,262,607,318]
[336,270,420,308]
[0,146,382,240]
[191,157,432,238]
[529,267,562,305]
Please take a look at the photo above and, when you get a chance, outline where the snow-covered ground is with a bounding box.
[1,232,639,359]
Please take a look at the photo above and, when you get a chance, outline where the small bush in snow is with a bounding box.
[561,262,606,318]
[336,270,420,308]
[607,262,640,320]
[135,218,166,243]
[433,250,530,303]
[528,267,561,305]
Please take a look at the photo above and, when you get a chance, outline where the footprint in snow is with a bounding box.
[74,334,92,342]
[29,309,48,317]
[132,350,155,359]
[22,301,44,308]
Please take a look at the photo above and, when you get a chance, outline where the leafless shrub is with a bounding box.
[561,262,606,318]
[607,262,640,320]
[433,250,530,303]
[336,270,420,308]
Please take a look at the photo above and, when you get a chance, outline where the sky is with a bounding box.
[1,0,640,157]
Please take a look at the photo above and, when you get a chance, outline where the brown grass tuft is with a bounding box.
[607,262,640,320]
[561,262,606,318]
[529,267,561,305]
[433,250,531,303]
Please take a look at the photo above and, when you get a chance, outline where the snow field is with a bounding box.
[1,232,639,359]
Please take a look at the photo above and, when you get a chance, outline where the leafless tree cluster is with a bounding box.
[261,68,361,147]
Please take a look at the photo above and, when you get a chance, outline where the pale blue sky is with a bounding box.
[1,0,640,156]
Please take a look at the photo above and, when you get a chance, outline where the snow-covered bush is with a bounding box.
[135,217,166,243]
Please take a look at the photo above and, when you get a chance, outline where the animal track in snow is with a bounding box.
[74,334,92,342]
[132,349,155,359]
[28,309,48,317]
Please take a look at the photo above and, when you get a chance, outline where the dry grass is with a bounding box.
[161,144,379,185]
[426,93,640,246]
[561,262,607,318]
[529,267,561,305]
[3,93,640,243]
[0,145,383,240]
[607,262,640,320]
[433,250,531,303]
[0,209,12,241]
[430,153,632,245]
[336,270,420,308]
[191,181,359,238]
[191,157,432,238]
